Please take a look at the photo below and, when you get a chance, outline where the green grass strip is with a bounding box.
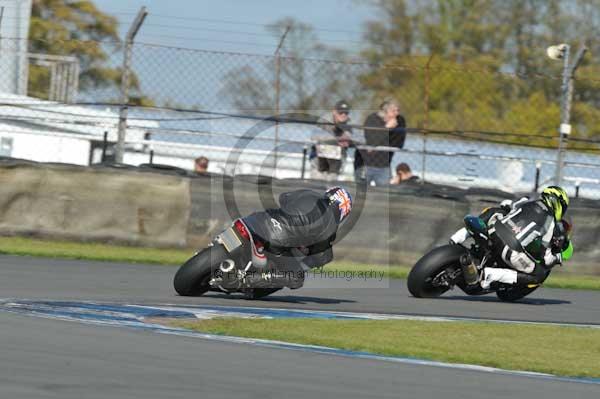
[172,318,600,378]
[0,236,189,265]
[0,236,598,290]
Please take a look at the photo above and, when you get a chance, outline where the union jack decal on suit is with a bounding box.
[326,187,352,223]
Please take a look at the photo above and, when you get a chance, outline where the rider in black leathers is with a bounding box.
[450,186,573,289]
[241,186,352,288]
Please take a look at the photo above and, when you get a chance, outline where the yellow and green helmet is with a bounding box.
[541,186,569,220]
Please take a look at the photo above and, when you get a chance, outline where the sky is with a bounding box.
[96,0,376,55]
[86,1,380,113]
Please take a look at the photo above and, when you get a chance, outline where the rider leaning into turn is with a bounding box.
[241,186,353,288]
[450,186,573,289]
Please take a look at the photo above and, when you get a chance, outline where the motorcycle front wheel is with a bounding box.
[495,269,550,302]
[173,244,229,296]
[408,244,467,298]
[245,288,282,300]
[496,285,539,302]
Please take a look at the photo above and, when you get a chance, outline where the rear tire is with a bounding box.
[173,245,229,296]
[408,245,467,298]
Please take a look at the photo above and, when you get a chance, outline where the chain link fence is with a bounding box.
[1,38,600,197]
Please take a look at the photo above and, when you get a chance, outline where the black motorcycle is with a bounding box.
[174,219,303,299]
[407,215,550,301]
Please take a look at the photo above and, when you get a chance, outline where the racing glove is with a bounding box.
[543,248,562,268]
[499,199,513,212]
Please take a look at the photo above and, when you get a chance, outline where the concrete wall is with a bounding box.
[0,162,190,247]
[0,161,598,273]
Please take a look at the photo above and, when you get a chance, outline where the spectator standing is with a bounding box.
[361,99,406,186]
[353,143,365,182]
[194,156,209,174]
[390,162,419,184]
[310,100,353,181]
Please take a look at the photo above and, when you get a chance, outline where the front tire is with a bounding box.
[408,245,467,298]
[496,269,550,302]
[173,245,229,296]
[496,285,539,302]
[246,288,282,300]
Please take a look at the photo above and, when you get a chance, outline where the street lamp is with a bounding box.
[546,44,568,61]
[546,42,588,186]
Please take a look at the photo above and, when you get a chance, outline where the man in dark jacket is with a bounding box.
[360,99,406,186]
[242,186,352,288]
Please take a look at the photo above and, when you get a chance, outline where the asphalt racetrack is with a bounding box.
[1,255,599,398]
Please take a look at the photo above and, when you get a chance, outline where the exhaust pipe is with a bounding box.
[219,259,236,273]
[460,254,479,285]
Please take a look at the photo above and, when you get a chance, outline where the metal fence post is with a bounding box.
[115,7,147,164]
[422,54,434,184]
[554,44,587,185]
[301,146,307,179]
[534,161,541,192]
[0,7,4,55]
[101,131,108,162]
[273,26,290,176]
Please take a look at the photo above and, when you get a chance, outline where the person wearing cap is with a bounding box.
[309,100,353,181]
[360,99,407,186]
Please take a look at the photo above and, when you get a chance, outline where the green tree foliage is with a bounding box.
[28,0,152,104]
[359,0,600,147]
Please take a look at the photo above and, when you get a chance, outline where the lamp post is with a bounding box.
[547,43,588,186]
